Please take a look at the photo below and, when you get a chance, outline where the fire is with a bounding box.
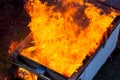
[17,68,37,80]
[17,0,118,78]
[8,41,18,54]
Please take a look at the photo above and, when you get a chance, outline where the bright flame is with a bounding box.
[17,68,37,80]
[19,0,118,78]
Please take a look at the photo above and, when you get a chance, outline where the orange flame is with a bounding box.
[19,0,118,78]
[17,68,37,80]
[8,41,18,54]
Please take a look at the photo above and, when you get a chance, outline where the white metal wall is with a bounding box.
[78,23,120,80]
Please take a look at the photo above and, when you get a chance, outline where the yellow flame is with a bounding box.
[17,68,37,80]
[20,0,118,78]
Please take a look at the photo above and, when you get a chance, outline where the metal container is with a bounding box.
[9,1,120,80]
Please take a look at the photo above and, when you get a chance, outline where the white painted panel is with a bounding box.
[78,23,120,80]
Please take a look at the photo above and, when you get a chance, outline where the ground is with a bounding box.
[0,0,120,80]
[0,0,30,79]
[94,47,120,80]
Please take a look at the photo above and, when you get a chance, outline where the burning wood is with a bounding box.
[9,0,119,79]
[8,42,19,54]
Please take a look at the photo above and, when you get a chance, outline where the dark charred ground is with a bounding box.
[0,0,120,80]
[0,0,30,79]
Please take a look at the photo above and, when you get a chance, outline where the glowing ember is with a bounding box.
[18,0,118,78]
